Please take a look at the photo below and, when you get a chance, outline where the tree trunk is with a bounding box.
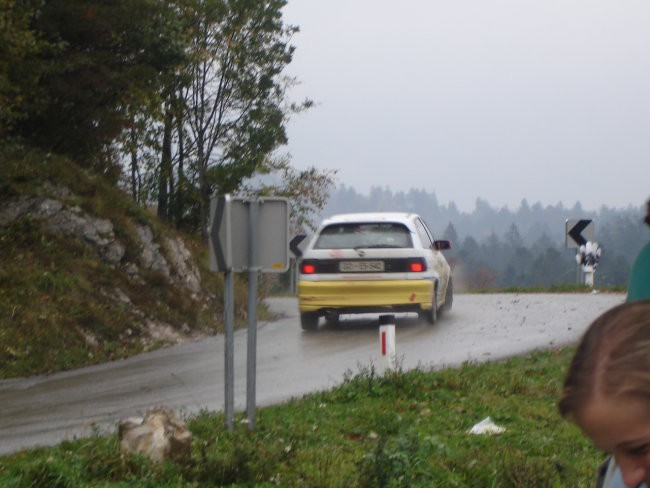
[129,126,139,203]
[174,101,185,228]
[158,109,173,221]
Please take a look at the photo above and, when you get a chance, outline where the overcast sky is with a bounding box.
[281,1,650,212]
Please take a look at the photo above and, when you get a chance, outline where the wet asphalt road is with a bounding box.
[0,293,624,455]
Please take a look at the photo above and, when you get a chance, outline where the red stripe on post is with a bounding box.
[381,331,386,356]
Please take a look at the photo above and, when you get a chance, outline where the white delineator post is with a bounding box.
[379,314,396,372]
[583,265,594,287]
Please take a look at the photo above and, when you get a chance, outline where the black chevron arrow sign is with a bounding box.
[290,234,307,258]
[566,219,594,248]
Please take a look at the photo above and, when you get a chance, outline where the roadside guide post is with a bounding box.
[379,314,396,372]
[209,195,289,431]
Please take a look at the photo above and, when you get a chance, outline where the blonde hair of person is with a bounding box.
[559,300,650,421]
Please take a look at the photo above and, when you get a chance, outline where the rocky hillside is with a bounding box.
[0,148,246,379]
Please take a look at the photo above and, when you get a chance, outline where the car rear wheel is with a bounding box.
[300,312,319,331]
[421,286,438,325]
[441,277,453,313]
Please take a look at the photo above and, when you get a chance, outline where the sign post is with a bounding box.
[209,195,289,431]
[246,200,259,431]
[223,270,234,429]
[209,196,236,429]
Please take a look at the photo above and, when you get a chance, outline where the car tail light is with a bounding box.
[408,259,426,272]
[301,262,317,274]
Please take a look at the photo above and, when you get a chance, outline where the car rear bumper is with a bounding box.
[298,279,434,313]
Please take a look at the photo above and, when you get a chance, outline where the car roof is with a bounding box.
[319,212,418,227]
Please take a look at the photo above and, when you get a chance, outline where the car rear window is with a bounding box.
[313,222,413,250]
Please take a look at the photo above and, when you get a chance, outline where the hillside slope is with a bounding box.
[0,148,244,379]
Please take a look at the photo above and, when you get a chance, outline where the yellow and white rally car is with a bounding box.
[298,212,453,330]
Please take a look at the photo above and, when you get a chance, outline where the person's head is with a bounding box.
[559,301,650,487]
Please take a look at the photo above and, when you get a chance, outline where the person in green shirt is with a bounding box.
[627,199,650,302]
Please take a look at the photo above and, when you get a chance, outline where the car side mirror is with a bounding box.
[434,240,451,251]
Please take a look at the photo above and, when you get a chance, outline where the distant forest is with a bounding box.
[321,185,649,289]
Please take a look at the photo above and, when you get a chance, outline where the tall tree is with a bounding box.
[4,0,186,173]
[530,247,572,286]
[180,0,306,234]
[0,0,47,139]
[505,223,524,249]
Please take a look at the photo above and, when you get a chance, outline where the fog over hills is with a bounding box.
[321,185,648,288]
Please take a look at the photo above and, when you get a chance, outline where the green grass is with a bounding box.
[467,284,626,294]
[0,348,605,487]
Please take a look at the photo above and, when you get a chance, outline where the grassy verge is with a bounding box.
[0,348,603,487]
[467,284,626,294]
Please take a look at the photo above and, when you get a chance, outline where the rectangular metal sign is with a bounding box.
[255,199,290,272]
[209,195,289,272]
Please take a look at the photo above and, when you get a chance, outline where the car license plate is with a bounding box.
[339,260,384,272]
